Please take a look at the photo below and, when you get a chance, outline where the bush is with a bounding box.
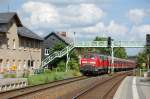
[44,69,51,74]
[72,71,81,76]
[4,73,16,78]
[68,59,79,71]
[56,60,66,72]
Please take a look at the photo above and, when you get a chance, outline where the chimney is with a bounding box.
[57,32,67,37]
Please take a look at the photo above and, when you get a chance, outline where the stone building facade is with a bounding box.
[0,12,43,73]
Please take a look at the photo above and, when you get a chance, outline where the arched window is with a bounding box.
[13,39,16,49]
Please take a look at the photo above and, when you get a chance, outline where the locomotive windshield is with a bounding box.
[99,55,108,60]
[83,54,96,59]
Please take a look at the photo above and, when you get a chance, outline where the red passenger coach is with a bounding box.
[80,53,136,75]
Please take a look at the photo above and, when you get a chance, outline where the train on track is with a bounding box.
[80,53,136,75]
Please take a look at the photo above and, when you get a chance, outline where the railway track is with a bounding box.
[72,71,132,99]
[0,76,88,99]
[0,71,132,99]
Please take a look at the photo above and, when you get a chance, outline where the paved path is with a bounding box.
[0,78,27,85]
[0,78,28,91]
[113,76,150,99]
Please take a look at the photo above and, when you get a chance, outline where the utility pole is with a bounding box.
[107,37,114,73]
[66,46,69,72]
[7,2,10,12]
[111,41,114,73]
[73,32,76,45]
[146,34,150,70]
[147,54,149,70]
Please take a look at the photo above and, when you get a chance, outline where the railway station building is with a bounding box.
[0,12,43,74]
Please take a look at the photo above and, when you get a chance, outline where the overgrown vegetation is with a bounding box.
[4,73,16,78]
[48,42,80,72]
[137,46,150,69]
[27,70,81,85]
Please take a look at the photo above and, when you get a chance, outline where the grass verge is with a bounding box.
[27,70,81,85]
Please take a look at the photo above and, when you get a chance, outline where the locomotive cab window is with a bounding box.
[83,54,95,59]
[89,54,95,59]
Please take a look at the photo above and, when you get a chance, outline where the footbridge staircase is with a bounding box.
[41,43,74,67]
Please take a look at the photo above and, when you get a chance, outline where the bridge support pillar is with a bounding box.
[111,43,114,73]
[66,46,69,72]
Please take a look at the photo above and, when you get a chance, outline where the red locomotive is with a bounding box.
[80,53,136,75]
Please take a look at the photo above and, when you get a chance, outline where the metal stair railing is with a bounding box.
[41,43,74,67]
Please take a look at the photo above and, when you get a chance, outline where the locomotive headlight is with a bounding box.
[90,61,96,64]
[82,61,87,63]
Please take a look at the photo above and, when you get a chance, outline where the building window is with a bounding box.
[6,60,10,70]
[0,59,2,72]
[26,41,30,48]
[23,60,26,69]
[28,60,34,68]
[0,40,2,48]
[28,60,30,67]
[18,60,21,70]
[7,38,9,49]
[23,39,26,49]
[12,60,15,66]
[31,60,34,67]
[0,34,3,49]
[13,39,16,49]
[31,40,34,48]
[0,59,2,67]
[45,48,49,55]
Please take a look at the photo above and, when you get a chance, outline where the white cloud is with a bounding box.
[20,1,105,33]
[81,20,128,39]
[130,24,150,40]
[26,0,112,5]
[61,4,105,27]
[19,1,148,43]
[107,20,128,36]
[22,1,59,29]
[127,8,145,24]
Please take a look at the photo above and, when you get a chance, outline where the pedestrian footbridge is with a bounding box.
[41,40,145,68]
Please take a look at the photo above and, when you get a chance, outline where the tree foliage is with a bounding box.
[93,36,127,58]
[137,46,150,68]
[49,42,80,71]
[114,47,127,58]
[49,42,65,53]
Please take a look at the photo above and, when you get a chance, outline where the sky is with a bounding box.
[0,0,150,56]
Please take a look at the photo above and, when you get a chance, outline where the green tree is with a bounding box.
[93,36,127,58]
[114,47,127,58]
[50,42,65,53]
[50,42,80,72]
[93,36,110,55]
[137,46,150,69]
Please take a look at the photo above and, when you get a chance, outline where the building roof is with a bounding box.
[44,32,72,45]
[0,23,8,32]
[0,12,22,26]
[0,12,43,41]
[18,26,43,41]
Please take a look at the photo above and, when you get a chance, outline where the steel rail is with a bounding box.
[72,71,132,99]
[0,76,87,99]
